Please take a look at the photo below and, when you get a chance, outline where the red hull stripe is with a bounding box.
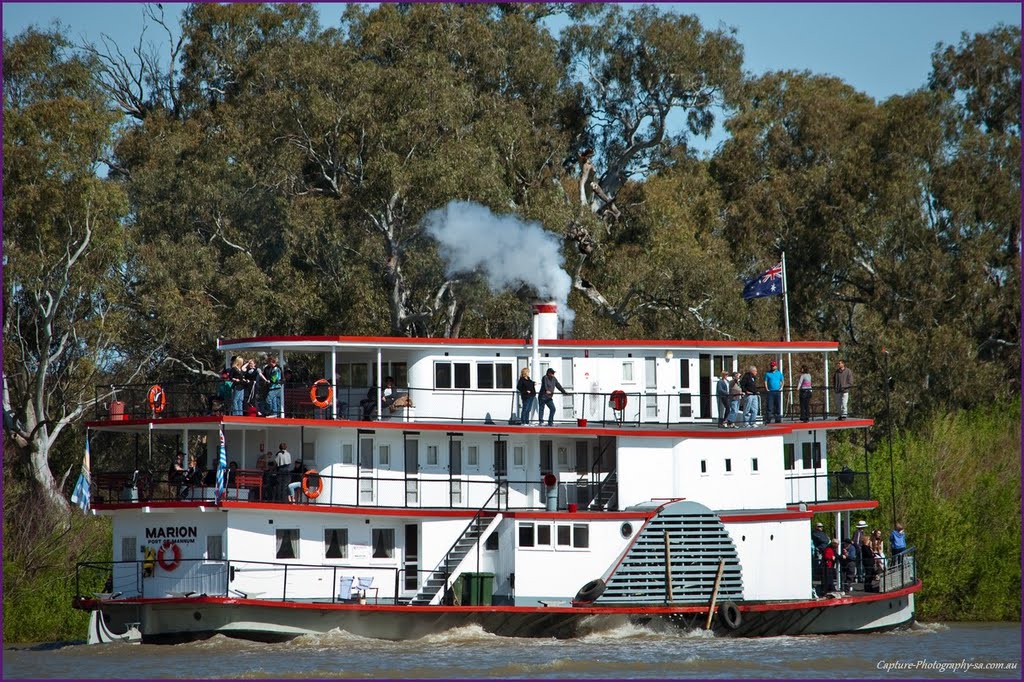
[218,335,839,351]
[75,581,920,615]
[719,510,813,522]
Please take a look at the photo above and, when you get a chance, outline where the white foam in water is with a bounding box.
[411,624,498,644]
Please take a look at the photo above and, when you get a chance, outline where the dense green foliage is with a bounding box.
[2,4,1019,641]
[831,399,1021,621]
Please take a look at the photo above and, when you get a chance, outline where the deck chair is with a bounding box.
[338,576,355,601]
[356,576,378,603]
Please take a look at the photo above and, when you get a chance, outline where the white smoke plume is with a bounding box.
[424,200,575,334]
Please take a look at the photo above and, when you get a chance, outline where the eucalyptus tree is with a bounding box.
[2,29,135,515]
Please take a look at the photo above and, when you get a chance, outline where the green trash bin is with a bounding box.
[463,572,494,606]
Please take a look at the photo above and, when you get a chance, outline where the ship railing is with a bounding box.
[85,466,611,512]
[75,558,507,606]
[785,469,871,505]
[816,547,917,596]
[92,379,863,427]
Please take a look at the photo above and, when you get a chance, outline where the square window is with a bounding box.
[557,524,571,546]
[207,535,224,561]
[518,523,535,548]
[276,529,299,559]
[478,363,494,389]
[325,529,348,559]
[371,528,395,558]
[435,362,452,389]
[495,364,513,389]
[573,524,589,548]
[453,363,471,388]
[537,525,552,546]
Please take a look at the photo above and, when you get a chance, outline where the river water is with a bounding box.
[3,622,1020,679]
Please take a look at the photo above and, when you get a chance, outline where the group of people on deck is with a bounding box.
[716,359,855,427]
[812,519,908,596]
[213,354,285,417]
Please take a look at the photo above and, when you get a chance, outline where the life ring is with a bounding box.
[310,379,333,409]
[609,390,628,411]
[156,540,181,572]
[148,384,166,413]
[574,578,606,604]
[301,469,323,499]
[719,600,742,630]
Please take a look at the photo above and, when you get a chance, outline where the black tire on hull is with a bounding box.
[575,579,606,603]
[719,601,742,630]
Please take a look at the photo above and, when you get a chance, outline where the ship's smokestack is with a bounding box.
[532,300,559,340]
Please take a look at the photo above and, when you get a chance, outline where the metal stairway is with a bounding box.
[588,469,618,510]
[409,512,502,605]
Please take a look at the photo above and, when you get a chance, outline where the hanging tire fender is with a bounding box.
[574,578,606,604]
[719,600,742,630]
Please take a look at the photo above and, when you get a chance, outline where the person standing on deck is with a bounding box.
[764,360,785,424]
[832,359,854,420]
[739,365,761,427]
[716,370,733,427]
[728,372,742,427]
[797,365,813,422]
[538,368,566,426]
[517,367,537,425]
[890,522,907,564]
[263,355,284,417]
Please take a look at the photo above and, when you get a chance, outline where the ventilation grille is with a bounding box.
[596,500,744,604]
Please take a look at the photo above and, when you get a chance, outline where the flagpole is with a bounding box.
[781,251,793,410]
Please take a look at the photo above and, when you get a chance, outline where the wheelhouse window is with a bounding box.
[276,529,299,559]
[371,529,395,559]
[325,529,348,559]
[802,442,822,469]
[518,522,535,548]
[784,443,795,471]
[477,362,513,389]
[435,362,471,389]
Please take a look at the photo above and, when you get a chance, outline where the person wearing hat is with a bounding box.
[538,368,567,426]
[764,359,785,424]
[821,537,841,594]
[853,520,869,582]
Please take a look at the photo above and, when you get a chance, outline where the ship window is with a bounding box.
[573,524,589,548]
[784,444,795,471]
[379,444,390,467]
[725,458,732,473]
[427,445,438,466]
[325,529,348,559]
[342,443,354,465]
[206,535,224,561]
[467,446,479,467]
[537,525,552,546]
[513,445,524,467]
[621,362,634,383]
[121,536,136,562]
[485,532,499,551]
[372,529,395,558]
[539,441,553,474]
[557,524,571,546]
[645,358,657,390]
[752,457,759,472]
[557,446,568,467]
[493,440,508,477]
[802,442,822,469]
[478,363,494,389]
[435,362,471,389]
[276,529,299,559]
[518,523,535,547]
[700,460,707,474]
[620,522,633,538]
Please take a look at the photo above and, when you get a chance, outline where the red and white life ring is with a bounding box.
[609,390,628,411]
[148,384,166,413]
[157,540,182,572]
[310,379,333,409]
[301,470,323,499]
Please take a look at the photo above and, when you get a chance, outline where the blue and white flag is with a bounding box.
[70,436,92,514]
[214,426,228,503]
[742,262,785,300]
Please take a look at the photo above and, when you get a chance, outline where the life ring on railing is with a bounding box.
[574,578,606,604]
[310,379,333,409]
[301,469,323,499]
[148,384,166,413]
[609,390,628,411]
[156,540,181,572]
[719,600,742,630]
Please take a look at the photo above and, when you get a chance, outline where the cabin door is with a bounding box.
[508,441,528,507]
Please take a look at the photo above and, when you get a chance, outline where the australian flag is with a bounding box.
[214,426,228,503]
[70,436,92,514]
[742,262,785,300]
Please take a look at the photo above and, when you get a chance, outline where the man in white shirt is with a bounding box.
[274,443,292,501]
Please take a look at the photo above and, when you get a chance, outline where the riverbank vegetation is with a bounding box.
[3,4,1019,642]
